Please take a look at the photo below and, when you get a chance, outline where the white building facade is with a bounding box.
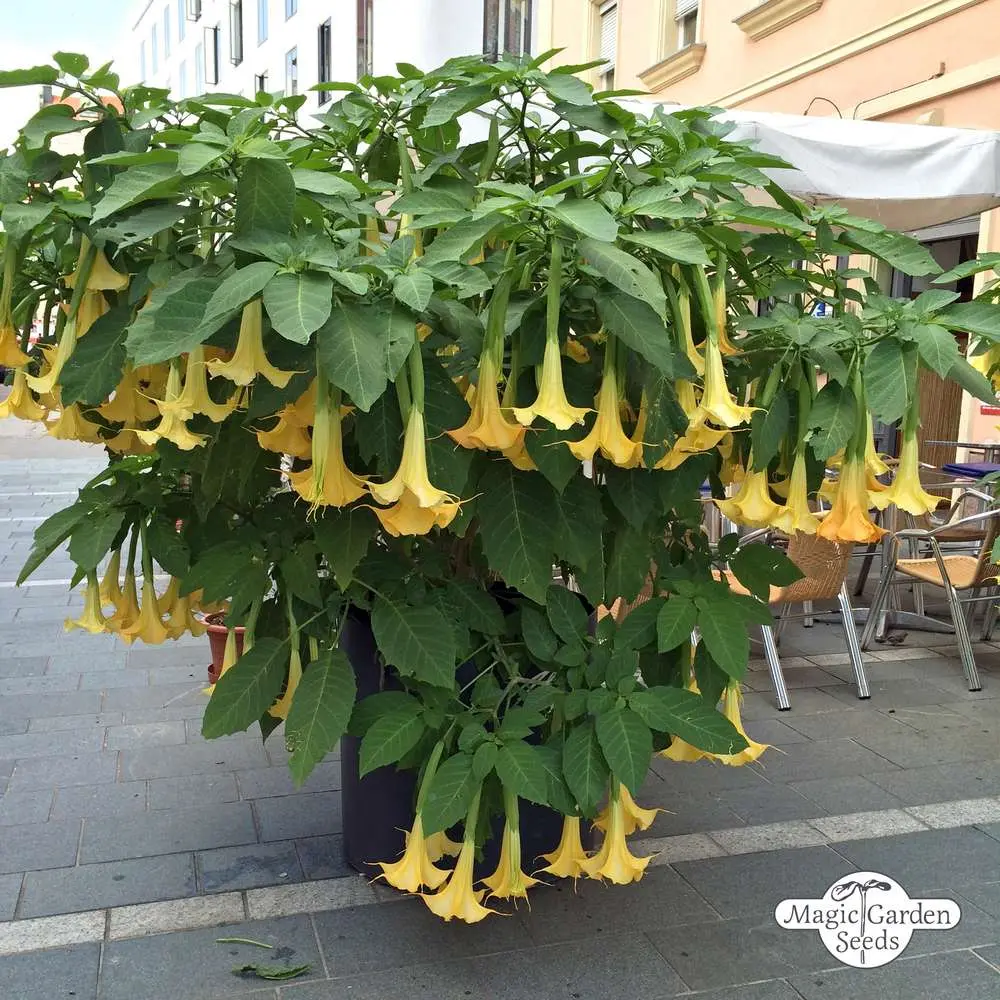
[129,1,537,114]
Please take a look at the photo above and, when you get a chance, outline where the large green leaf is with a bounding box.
[59,306,129,406]
[750,391,790,471]
[313,507,376,587]
[370,597,457,690]
[697,600,750,679]
[90,164,179,223]
[730,545,802,602]
[562,719,609,816]
[421,84,492,127]
[656,596,697,652]
[546,198,619,242]
[442,580,505,636]
[540,72,595,106]
[906,322,960,378]
[597,292,676,374]
[522,606,559,661]
[291,167,359,198]
[495,741,549,804]
[358,703,425,776]
[808,381,859,460]
[126,271,219,365]
[280,543,323,607]
[178,140,224,176]
[595,706,652,795]
[605,467,657,528]
[200,261,279,334]
[552,475,604,569]
[235,158,296,236]
[1,203,54,243]
[421,752,477,835]
[392,270,434,313]
[202,638,289,739]
[0,64,59,88]
[938,301,1000,340]
[68,509,124,571]
[546,585,589,645]
[146,516,190,577]
[620,229,711,266]
[95,204,189,250]
[285,650,357,786]
[605,526,650,605]
[579,238,667,319]
[864,339,911,424]
[947,356,997,404]
[629,686,749,755]
[263,271,333,344]
[18,505,87,585]
[525,424,581,493]
[845,229,941,277]
[476,464,556,604]
[421,212,505,265]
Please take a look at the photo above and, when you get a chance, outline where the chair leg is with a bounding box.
[854,544,877,597]
[860,558,895,650]
[981,590,999,641]
[760,624,790,711]
[803,600,814,628]
[838,583,870,700]
[773,603,791,645]
[943,582,983,692]
[913,581,925,618]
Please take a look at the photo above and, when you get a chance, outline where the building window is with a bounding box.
[675,0,698,49]
[164,7,172,57]
[317,19,332,104]
[285,46,298,94]
[204,25,221,84]
[152,23,159,74]
[139,40,147,81]
[598,1,617,89]
[257,0,268,43]
[484,0,532,61]
[230,1,244,65]
[187,0,202,20]
[285,0,297,19]
[179,60,188,98]
[357,0,373,78]
[195,42,204,92]
[177,0,186,38]
[255,70,269,93]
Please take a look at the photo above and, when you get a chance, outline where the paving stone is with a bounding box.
[50,780,146,820]
[645,791,745,838]
[0,943,100,1000]
[0,717,27,736]
[0,727,105,760]
[854,725,1000,769]
[790,775,907,814]
[732,717,812,745]
[78,668,151,690]
[121,740,269,781]
[80,801,257,863]
[28,711,122,732]
[279,960,481,1000]
[235,761,342,800]
[125,702,207,723]
[0,787,53,826]
[866,760,1000,805]
[789,949,1000,1000]
[0,673,82,695]
[247,876,375,918]
[651,756,773,794]
[198,841,303,893]
[255,791,342,842]
[782,708,921,741]
[100,915,323,1000]
[834,827,1000,892]
[810,808,927,841]
[648,914,835,991]
[747,738,898,783]
[295,835,352,881]
[128,645,211,669]
[632,832,725,865]
[102,682,207,713]
[0,689,102,720]
[675,846,857,918]
[146,664,210,687]
[46,651,128,673]
[0,818,81,874]
[19,854,197,918]
[716,782,824,824]
[149,772,239,811]
[105,721,187,750]
[958,882,1000,919]
[0,655,48,678]
[711,820,829,855]
[741,687,849,719]
[6,751,119,791]
[0,872,22,920]
[648,983,804,1000]
[108,893,246,940]
[908,796,1000,828]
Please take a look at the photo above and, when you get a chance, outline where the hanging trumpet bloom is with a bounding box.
[655,382,729,470]
[67,239,129,293]
[135,362,208,451]
[74,291,108,337]
[715,458,781,529]
[99,548,123,606]
[0,248,29,368]
[695,333,754,428]
[206,299,293,387]
[870,398,940,516]
[121,572,170,646]
[99,366,152,425]
[104,428,156,456]
[423,830,462,863]
[772,451,821,535]
[864,413,890,478]
[165,590,206,641]
[483,790,539,901]
[0,369,47,422]
[268,642,303,720]
[257,410,312,458]
[47,404,104,444]
[448,354,524,452]
[817,458,885,544]
[378,813,450,893]
[65,572,108,635]
[568,338,641,468]
[106,567,140,634]
[581,784,651,885]
[593,784,660,837]
[24,319,79,395]
[669,273,704,376]
[538,816,590,880]
[716,683,770,766]
[170,347,240,422]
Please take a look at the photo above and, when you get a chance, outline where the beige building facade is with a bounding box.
[537,0,1000,450]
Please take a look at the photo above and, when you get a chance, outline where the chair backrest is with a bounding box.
[779,532,853,603]
[972,510,1000,587]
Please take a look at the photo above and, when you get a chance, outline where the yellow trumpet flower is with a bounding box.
[817,459,885,544]
[377,814,449,893]
[716,683,770,766]
[594,784,660,836]
[121,574,170,646]
[75,291,108,337]
[99,549,123,606]
[157,578,181,616]
[715,460,781,529]
[104,429,156,455]
[206,299,293,388]
[864,412,889,478]
[169,347,240,422]
[371,407,458,509]
[65,573,108,635]
[67,241,129,292]
[257,411,312,458]
[205,627,241,696]
[513,330,589,430]
[25,319,79,395]
[538,816,590,880]
[0,369,47,421]
[660,736,707,762]
[268,643,303,719]
[581,786,651,885]
[771,451,821,535]
[483,794,540,901]
[47,404,105,444]
[567,347,641,468]
[165,591,206,640]
[99,366,153,424]
[371,489,459,536]
[0,322,28,368]
[870,404,940,516]
[105,568,140,634]
[695,334,754,428]
[135,363,208,451]
[423,830,462,863]
[448,354,525,452]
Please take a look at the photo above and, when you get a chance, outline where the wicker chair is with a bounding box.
[860,507,1000,692]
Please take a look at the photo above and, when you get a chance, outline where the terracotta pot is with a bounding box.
[204,613,245,685]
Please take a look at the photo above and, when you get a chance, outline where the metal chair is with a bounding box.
[720,531,871,711]
[859,506,1000,692]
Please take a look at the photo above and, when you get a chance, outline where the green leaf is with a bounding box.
[443,580,505,635]
[522,606,559,661]
[53,51,89,76]
[1,203,54,244]
[845,228,941,277]
[291,167,359,198]
[181,539,259,601]
[597,292,676,374]
[18,505,87,585]
[864,339,911,424]
[579,238,667,319]
[808,381,859,460]
[286,650,357,786]
[730,545,802,602]
[263,272,333,345]
[313,507,375,587]
[67,509,124,573]
[146,517,190,577]
[0,64,58,87]
[421,752,477,835]
[721,203,810,233]
[525,424,581,493]
[316,301,413,411]
[202,639,289,739]
[280,544,322,607]
[90,164,179,223]
[495,742,549,804]
[938,301,1000,339]
[535,742,578,816]
[697,601,750,679]
[370,597,457,690]
[614,596,664,650]
[546,585,589,645]
[934,253,1000,285]
[473,741,498,779]
[750,391,790,471]
[553,472,605,570]
[421,212,505,265]
[605,467,656,528]
[59,306,128,406]
[126,271,219,365]
[605,526,650,605]
[656,596,697,652]
[421,84,492,128]
[620,229,710,266]
[235,158,296,236]
[546,198,619,242]
[94,204,189,250]
[392,271,434,313]
[540,72,594,106]
[595,707,652,795]
[359,704,425,776]
[562,720,609,816]
[906,322,960,378]
[947,356,997,404]
[629,686,748,754]
[179,140,224,176]
[476,464,556,604]
[200,262,279,334]
[349,690,420,738]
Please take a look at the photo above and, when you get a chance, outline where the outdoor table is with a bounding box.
[928,440,1000,463]
[941,462,1000,479]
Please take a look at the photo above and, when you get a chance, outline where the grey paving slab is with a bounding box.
[646,791,745,838]
[120,740,269,781]
[746,738,898,783]
[0,727,104,760]
[78,668,151,690]
[198,841,304,893]
[149,773,239,811]
[235,762,342,800]
[46,651,128,673]
[124,702,208,723]
[0,655,48,678]
[0,689,102,720]
[0,818,81,874]
[127,645,211,669]
[0,673,82,696]
[674,846,857,918]
[852,727,1000,770]
[81,801,258,863]
[650,756,773,794]
[834,827,1000,892]
[789,775,907,815]
[0,717,28,736]
[0,872,22,920]
[733,717,813,745]
[101,682,207,713]
[0,787,53,826]
[0,942,100,1000]
[105,721,187,750]
[789,949,1000,1000]
[50,780,146,820]
[19,854,197,918]
[716,782,825,825]
[957,881,1000,919]
[146,664,211,687]
[28,711,122,732]
[255,792,342,842]
[6,751,119,791]
[295,835,352,881]
[100,914,323,1000]
[977,943,1000,970]
[866,759,1000,805]
[741,687,849,719]
[312,897,533,975]
[655,983,804,1000]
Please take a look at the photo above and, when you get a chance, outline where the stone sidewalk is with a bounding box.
[1,446,999,997]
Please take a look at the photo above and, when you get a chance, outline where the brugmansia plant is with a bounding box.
[4,51,1000,922]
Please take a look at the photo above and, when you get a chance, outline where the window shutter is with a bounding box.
[675,0,698,19]
[599,2,617,66]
